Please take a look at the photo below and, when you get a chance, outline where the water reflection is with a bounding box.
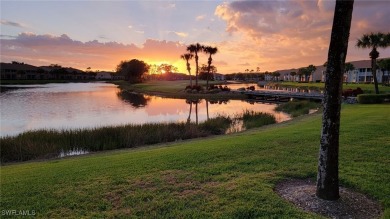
[117,90,151,108]
[0,82,290,137]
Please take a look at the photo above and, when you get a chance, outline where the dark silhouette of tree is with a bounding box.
[181,53,194,86]
[290,71,296,82]
[345,63,355,72]
[307,65,317,82]
[317,0,354,200]
[378,58,390,85]
[203,46,218,89]
[116,59,149,83]
[356,32,390,94]
[199,64,217,80]
[272,71,280,81]
[117,90,151,108]
[297,68,308,82]
[187,43,204,86]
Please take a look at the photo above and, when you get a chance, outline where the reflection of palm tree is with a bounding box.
[356,32,390,94]
[187,43,204,87]
[206,100,209,120]
[181,53,194,87]
[203,46,218,89]
[185,99,202,124]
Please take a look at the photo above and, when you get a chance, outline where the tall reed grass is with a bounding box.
[275,100,320,117]
[1,111,277,163]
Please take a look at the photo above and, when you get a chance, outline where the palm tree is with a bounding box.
[203,46,218,89]
[356,32,390,94]
[181,53,194,87]
[187,43,204,87]
[317,0,354,200]
[344,62,355,83]
[378,59,390,85]
[290,71,296,82]
[307,65,317,82]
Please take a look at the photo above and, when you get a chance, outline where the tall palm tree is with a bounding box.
[187,43,204,87]
[356,32,390,94]
[203,46,218,89]
[181,53,194,87]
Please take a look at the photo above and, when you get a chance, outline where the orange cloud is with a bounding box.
[0,33,189,72]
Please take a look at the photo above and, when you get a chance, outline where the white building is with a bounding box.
[343,59,389,83]
[96,72,112,80]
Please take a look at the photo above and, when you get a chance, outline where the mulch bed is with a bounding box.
[275,179,383,218]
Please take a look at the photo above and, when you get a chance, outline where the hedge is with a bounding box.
[357,93,390,104]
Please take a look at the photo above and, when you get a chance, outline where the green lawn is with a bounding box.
[1,104,389,218]
[277,81,390,94]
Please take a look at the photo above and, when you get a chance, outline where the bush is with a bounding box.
[342,87,363,97]
[275,100,320,117]
[185,85,203,92]
[357,94,390,104]
[241,110,276,129]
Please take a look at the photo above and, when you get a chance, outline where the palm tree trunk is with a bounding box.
[317,0,354,201]
[372,58,379,94]
[206,56,212,90]
[195,102,198,125]
[206,100,209,120]
[195,54,199,86]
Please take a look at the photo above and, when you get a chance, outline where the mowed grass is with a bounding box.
[1,104,389,218]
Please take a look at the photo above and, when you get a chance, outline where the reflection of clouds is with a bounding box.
[1,83,290,137]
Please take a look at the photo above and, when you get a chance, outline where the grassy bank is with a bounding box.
[1,112,276,163]
[1,104,389,218]
[113,80,247,100]
[273,81,390,94]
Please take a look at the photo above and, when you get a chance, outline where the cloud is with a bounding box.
[0,20,25,28]
[196,15,206,21]
[165,31,188,38]
[135,30,145,34]
[214,0,390,71]
[0,32,188,71]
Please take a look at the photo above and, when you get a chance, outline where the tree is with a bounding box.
[187,43,204,86]
[317,0,354,200]
[307,64,317,82]
[116,59,149,83]
[199,64,217,80]
[181,53,194,86]
[290,71,296,82]
[203,46,218,89]
[356,32,390,94]
[297,68,308,82]
[272,71,280,81]
[377,58,390,85]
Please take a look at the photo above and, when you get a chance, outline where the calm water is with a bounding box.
[0,82,290,137]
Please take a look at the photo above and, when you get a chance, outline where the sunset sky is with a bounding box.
[1,0,389,73]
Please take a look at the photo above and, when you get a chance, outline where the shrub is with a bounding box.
[342,87,363,97]
[241,110,276,129]
[275,100,320,117]
[357,94,390,104]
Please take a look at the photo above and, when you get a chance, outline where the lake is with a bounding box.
[0,82,290,137]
